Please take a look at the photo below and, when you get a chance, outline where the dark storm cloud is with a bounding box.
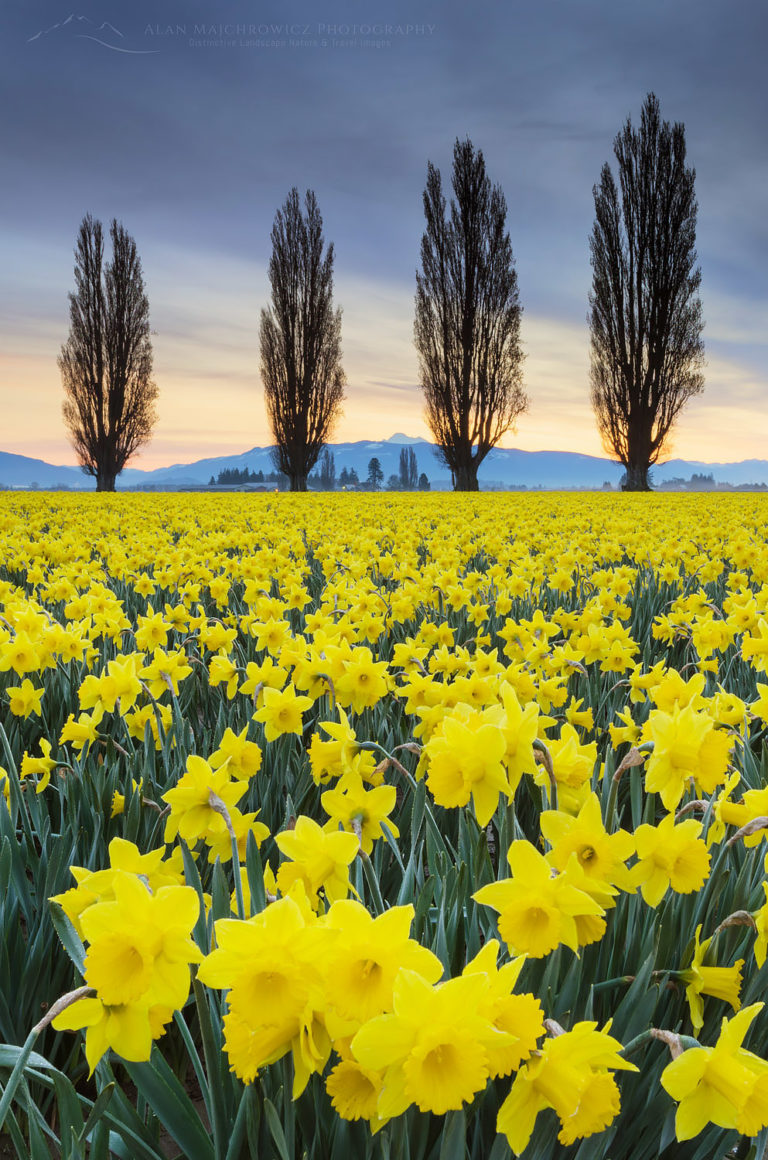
[1,0,766,461]
[5,0,767,276]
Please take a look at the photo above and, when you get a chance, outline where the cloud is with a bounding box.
[2,0,767,470]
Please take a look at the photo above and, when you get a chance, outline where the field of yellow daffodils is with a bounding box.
[3,491,768,1159]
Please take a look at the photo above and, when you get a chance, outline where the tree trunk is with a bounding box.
[96,473,117,492]
[290,474,308,492]
[454,464,479,492]
[622,463,651,491]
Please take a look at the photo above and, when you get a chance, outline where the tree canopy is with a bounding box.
[415,138,527,491]
[589,93,705,491]
[59,214,157,492]
[260,189,346,492]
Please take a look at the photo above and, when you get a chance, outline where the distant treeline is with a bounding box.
[208,467,282,486]
[208,451,431,491]
[658,473,768,492]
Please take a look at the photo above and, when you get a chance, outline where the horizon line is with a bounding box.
[0,438,763,475]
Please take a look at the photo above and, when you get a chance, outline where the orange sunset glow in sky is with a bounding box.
[5,261,766,471]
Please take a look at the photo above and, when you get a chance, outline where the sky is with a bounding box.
[1,0,767,469]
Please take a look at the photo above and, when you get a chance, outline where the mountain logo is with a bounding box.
[27,12,160,53]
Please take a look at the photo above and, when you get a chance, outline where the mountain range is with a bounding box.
[1,434,767,490]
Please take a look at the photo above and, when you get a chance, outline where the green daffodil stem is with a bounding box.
[532,739,557,810]
[225,1084,257,1160]
[691,835,732,929]
[209,789,246,920]
[620,1027,700,1061]
[361,741,448,852]
[361,742,415,786]
[0,986,94,1132]
[98,735,130,758]
[0,720,36,846]
[315,672,337,715]
[619,1029,659,1058]
[0,720,16,776]
[191,974,228,1159]
[591,975,637,991]
[605,742,654,822]
[360,849,385,915]
[353,818,386,916]
[0,1030,42,1134]
[595,970,675,994]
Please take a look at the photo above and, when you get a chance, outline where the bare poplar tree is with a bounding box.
[415,138,526,492]
[318,449,336,490]
[260,188,345,492]
[59,214,157,492]
[589,93,705,491]
[399,446,418,489]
